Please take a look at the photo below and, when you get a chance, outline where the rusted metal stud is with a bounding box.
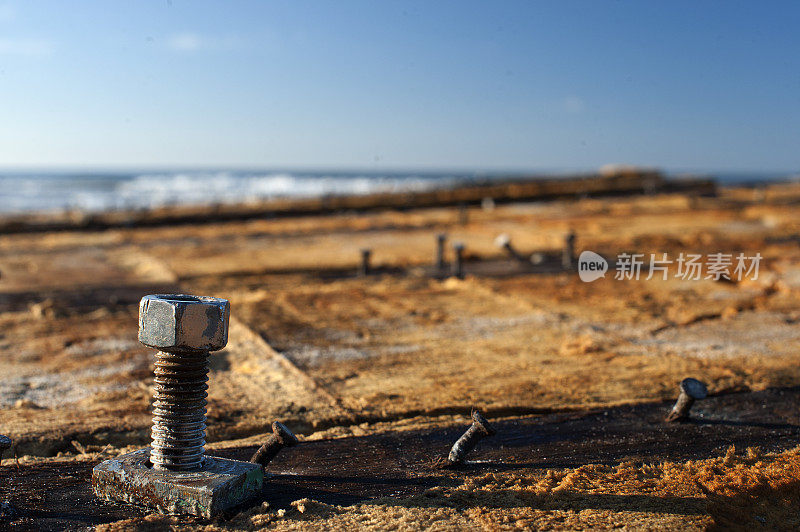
[452,242,465,279]
[141,296,226,471]
[458,203,469,225]
[665,378,708,422]
[92,294,263,517]
[435,233,447,271]
[447,409,496,465]
[0,434,11,465]
[562,231,576,270]
[250,422,299,468]
[494,233,528,263]
[359,248,372,277]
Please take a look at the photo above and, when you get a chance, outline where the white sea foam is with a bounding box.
[0,171,465,214]
[0,170,787,214]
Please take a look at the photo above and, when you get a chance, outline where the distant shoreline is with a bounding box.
[0,168,795,217]
[0,170,717,234]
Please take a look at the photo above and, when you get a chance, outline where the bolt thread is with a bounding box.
[150,350,208,471]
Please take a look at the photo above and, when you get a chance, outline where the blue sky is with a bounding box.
[0,1,798,171]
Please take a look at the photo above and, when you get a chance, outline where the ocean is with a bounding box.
[0,169,795,215]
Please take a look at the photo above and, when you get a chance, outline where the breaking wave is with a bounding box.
[0,170,466,214]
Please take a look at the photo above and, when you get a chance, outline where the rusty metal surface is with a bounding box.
[1,460,148,531]
[3,386,800,529]
[92,448,263,518]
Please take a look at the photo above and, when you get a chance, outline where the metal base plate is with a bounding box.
[92,448,263,518]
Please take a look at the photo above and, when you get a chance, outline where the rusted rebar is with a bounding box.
[250,422,299,468]
[435,233,447,271]
[494,234,529,263]
[458,203,469,225]
[665,378,708,422]
[562,231,576,270]
[452,242,465,279]
[447,409,495,465]
[359,248,372,277]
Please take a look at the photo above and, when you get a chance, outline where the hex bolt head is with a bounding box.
[249,422,299,468]
[139,294,230,352]
[139,294,230,471]
[665,378,708,422]
[447,409,496,465]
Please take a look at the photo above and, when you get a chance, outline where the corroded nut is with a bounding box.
[139,294,230,351]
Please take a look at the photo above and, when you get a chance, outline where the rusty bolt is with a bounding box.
[494,233,528,263]
[139,294,230,471]
[458,203,469,225]
[359,248,372,277]
[0,434,11,465]
[665,378,708,422]
[452,242,465,279]
[93,294,261,517]
[435,233,447,271]
[447,409,495,464]
[562,231,576,270]
[249,422,299,468]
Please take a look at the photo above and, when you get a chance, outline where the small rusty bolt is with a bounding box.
[452,242,465,279]
[0,434,11,465]
[494,233,528,263]
[458,203,469,225]
[249,422,299,468]
[139,294,230,471]
[359,248,372,277]
[435,233,447,271]
[562,231,576,270]
[447,409,496,464]
[665,378,708,422]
